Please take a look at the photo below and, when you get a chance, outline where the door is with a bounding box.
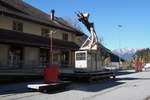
[8,46,23,68]
[61,51,69,66]
[75,51,87,69]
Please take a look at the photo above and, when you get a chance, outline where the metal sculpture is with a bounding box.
[76,12,98,50]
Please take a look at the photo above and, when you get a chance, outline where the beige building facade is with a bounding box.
[0,0,83,75]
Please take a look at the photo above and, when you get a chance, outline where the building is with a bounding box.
[101,46,125,70]
[0,0,83,76]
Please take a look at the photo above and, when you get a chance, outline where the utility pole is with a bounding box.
[117,25,123,69]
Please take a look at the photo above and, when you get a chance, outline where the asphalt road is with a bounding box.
[1,70,150,100]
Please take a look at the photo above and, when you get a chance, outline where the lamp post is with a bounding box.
[44,30,60,84]
[117,25,123,69]
[48,30,56,67]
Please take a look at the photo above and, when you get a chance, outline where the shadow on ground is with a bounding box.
[116,70,137,76]
[117,77,150,81]
[0,80,43,95]
[1,71,150,96]
[0,79,124,95]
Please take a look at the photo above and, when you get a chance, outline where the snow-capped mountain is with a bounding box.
[112,48,141,61]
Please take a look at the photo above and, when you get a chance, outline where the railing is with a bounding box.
[0,61,74,70]
[0,60,45,69]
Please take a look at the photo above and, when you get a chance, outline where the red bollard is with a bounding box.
[135,61,139,72]
[135,66,138,72]
[44,67,60,83]
[138,62,142,72]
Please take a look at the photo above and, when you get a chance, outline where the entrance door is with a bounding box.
[39,49,48,67]
[61,51,69,66]
[8,46,23,68]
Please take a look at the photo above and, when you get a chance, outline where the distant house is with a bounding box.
[0,0,83,75]
[101,46,125,69]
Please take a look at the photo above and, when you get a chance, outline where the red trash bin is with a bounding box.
[44,67,60,83]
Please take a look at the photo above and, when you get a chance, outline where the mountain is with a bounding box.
[112,48,141,61]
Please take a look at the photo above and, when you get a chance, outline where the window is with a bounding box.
[40,49,48,66]
[41,28,50,37]
[53,53,59,64]
[62,33,68,41]
[8,46,23,67]
[13,21,23,32]
[61,51,69,65]
[76,52,86,60]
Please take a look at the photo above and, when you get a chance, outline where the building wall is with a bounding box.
[0,15,48,36]
[0,44,8,66]
[0,15,78,42]
[75,36,83,46]
[53,29,72,41]
[0,15,82,71]
[0,44,76,68]
[23,47,39,68]
[0,15,12,30]
[53,29,65,40]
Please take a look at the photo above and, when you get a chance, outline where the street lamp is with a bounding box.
[48,30,56,67]
[44,30,58,83]
[117,25,123,69]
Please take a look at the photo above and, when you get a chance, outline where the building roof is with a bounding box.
[101,47,125,62]
[0,0,83,36]
[0,28,79,50]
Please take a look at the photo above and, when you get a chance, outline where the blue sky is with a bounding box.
[24,0,150,50]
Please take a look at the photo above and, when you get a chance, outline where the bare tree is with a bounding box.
[64,16,83,32]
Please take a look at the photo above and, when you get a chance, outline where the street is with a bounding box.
[1,70,150,100]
